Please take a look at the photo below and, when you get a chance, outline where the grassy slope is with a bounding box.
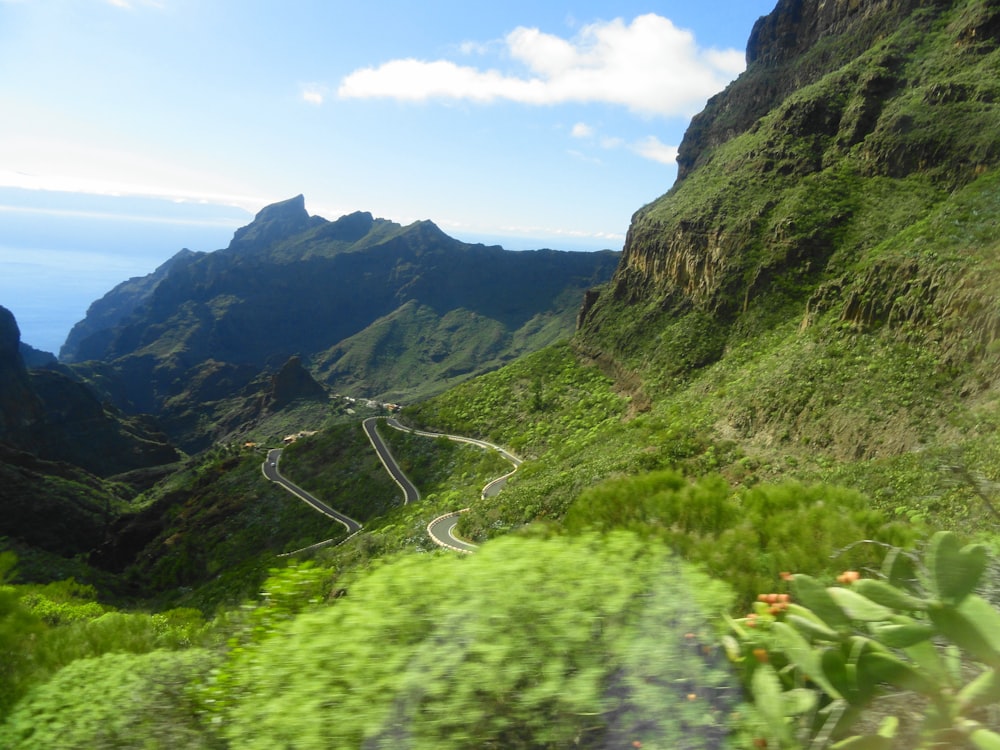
[5,3,1000,744]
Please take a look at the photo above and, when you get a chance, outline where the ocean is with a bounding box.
[0,191,251,356]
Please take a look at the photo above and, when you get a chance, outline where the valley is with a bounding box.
[2,0,1000,747]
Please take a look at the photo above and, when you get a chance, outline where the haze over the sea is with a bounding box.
[1,188,619,356]
[0,189,252,355]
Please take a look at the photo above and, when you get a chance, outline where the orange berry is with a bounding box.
[778,593,790,603]
[753,648,769,663]
[780,571,793,581]
[757,593,769,602]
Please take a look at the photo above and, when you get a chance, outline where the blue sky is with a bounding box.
[1,0,775,246]
[1,0,776,351]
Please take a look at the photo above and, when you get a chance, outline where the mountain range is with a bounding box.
[2,1,1000,743]
[54,197,619,448]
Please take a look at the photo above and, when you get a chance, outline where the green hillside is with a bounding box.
[3,0,1000,747]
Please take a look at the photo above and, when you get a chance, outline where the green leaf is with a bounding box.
[783,687,818,716]
[970,725,1000,750]
[903,639,950,686]
[868,621,935,648]
[772,622,845,700]
[852,579,928,612]
[831,734,895,750]
[792,574,852,631]
[929,597,1000,669]
[752,662,794,746]
[822,647,851,700]
[722,634,744,662]
[958,668,1000,712]
[828,587,894,621]
[926,531,987,605]
[858,649,938,696]
[877,715,899,739]
[786,606,841,642]
[881,547,918,591]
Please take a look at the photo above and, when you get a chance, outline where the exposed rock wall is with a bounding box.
[590,0,1000,328]
[0,306,45,438]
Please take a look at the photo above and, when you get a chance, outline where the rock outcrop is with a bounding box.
[0,306,45,439]
[581,0,1000,350]
[0,305,178,476]
[267,355,328,408]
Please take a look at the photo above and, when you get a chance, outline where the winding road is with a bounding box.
[262,417,521,554]
[262,448,363,535]
[371,417,522,553]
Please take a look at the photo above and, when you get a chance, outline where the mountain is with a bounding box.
[62,197,620,442]
[60,247,204,363]
[577,0,1000,458]
[0,305,179,477]
[6,4,1000,745]
[0,305,179,567]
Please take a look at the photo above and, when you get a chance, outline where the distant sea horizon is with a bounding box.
[1,188,619,356]
[0,189,251,355]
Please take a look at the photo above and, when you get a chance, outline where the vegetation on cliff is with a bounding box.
[3,0,1000,747]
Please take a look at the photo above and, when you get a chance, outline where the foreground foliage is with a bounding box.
[217,532,738,749]
[729,531,1000,749]
[0,535,743,748]
[565,471,916,610]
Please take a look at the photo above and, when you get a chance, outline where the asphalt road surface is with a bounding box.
[368,417,523,552]
[263,419,521,554]
[362,418,420,504]
[262,448,362,534]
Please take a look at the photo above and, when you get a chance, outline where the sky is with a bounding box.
[0,0,777,352]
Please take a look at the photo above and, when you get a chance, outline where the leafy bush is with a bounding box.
[217,532,742,749]
[727,531,1000,749]
[565,472,916,610]
[0,649,220,749]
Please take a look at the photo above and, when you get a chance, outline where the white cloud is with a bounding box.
[571,122,594,138]
[459,40,492,56]
[338,14,744,118]
[301,84,326,105]
[631,135,678,165]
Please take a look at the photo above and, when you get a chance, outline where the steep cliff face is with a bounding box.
[0,306,45,438]
[580,0,1000,378]
[63,201,620,426]
[0,305,178,476]
[61,248,204,363]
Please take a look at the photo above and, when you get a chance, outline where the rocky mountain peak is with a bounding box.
[254,193,308,223]
[229,194,316,252]
[268,355,327,408]
[0,305,22,369]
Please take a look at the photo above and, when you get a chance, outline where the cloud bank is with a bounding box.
[338,14,745,118]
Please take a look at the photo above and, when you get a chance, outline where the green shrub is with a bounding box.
[0,649,220,749]
[727,531,1000,749]
[565,472,916,610]
[217,532,741,749]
